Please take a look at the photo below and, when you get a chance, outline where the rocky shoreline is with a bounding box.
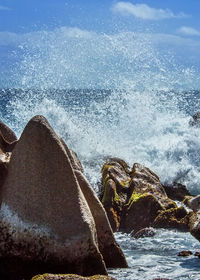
[0,115,199,280]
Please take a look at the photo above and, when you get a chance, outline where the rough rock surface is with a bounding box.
[153,207,191,231]
[32,274,117,280]
[190,211,200,242]
[0,120,18,153]
[187,195,200,212]
[131,227,156,239]
[163,183,191,202]
[0,115,107,279]
[74,170,127,269]
[101,160,177,233]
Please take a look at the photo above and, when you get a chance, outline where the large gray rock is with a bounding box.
[74,170,127,268]
[0,115,106,279]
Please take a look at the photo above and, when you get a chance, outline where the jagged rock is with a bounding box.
[190,211,200,242]
[131,227,156,239]
[122,192,163,232]
[189,112,200,127]
[163,182,191,201]
[0,120,18,153]
[194,251,200,258]
[187,195,200,212]
[101,161,130,231]
[0,115,107,280]
[101,160,177,233]
[32,274,117,280]
[178,251,192,257]
[153,206,191,231]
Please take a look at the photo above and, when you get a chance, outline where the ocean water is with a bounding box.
[1,27,200,279]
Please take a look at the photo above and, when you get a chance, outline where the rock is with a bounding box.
[74,170,127,268]
[101,160,177,233]
[0,115,107,280]
[190,211,200,242]
[187,195,200,212]
[194,251,200,257]
[121,163,176,232]
[178,251,193,257]
[0,120,17,143]
[131,227,156,239]
[189,112,200,127]
[153,206,191,231]
[0,120,18,153]
[32,274,117,280]
[163,182,191,201]
[101,161,130,231]
[153,279,173,280]
[122,192,163,233]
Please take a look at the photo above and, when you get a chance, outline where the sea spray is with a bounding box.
[2,27,200,194]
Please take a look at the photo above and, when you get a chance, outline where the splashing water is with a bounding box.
[1,27,200,194]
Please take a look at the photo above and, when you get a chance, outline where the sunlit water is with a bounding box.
[1,26,200,279]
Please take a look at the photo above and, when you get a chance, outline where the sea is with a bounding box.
[1,28,200,279]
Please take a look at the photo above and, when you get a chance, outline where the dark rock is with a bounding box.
[0,115,107,279]
[194,251,200,257]
[187,195,200,212]
[189,112,200,127]
[32,274,117,280]
[101,160,177,233]
[131,227,156,239]
[0,120,18,153]
[178,250,193,257]
[153,206,191,231]
[163,182,191,201]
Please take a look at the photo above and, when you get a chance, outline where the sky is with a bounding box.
[0,0,200,88]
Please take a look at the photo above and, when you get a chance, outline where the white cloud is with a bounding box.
[0,5,10,11]
[112,2,187,20]
[178,26,200,36]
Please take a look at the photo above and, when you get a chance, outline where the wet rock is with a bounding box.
[153,206,191,231]
[153,279,173,280]
[178,250,193,257]
[122,192,163,233]
[131,227,156,239]
[101,160,177,233]
[194,251,200,258]
[190,211,200,242]
[163,182,191,201]
[189,112,200,127]
[0,120,18,153]
[187,195,200,212]
[101,161,130,231]
[0,115,107,279]
[32,274,117,280]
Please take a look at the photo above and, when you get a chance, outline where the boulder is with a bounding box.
[189,112,200,127]
[187,195,200,212]
[74,170,127,268]
[101,161,130,231]
[178,251,192,257]
[0,120,18,153]
[131,227,156,239]
[32,274,117,280]
[163,182,191,202]
[0,115,107,279]
[190,211,200,242]
[153,207,191,231]
[101,160,177,233]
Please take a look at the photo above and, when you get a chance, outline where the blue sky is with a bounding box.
[0,1,200,88]
[1,0,200,34]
